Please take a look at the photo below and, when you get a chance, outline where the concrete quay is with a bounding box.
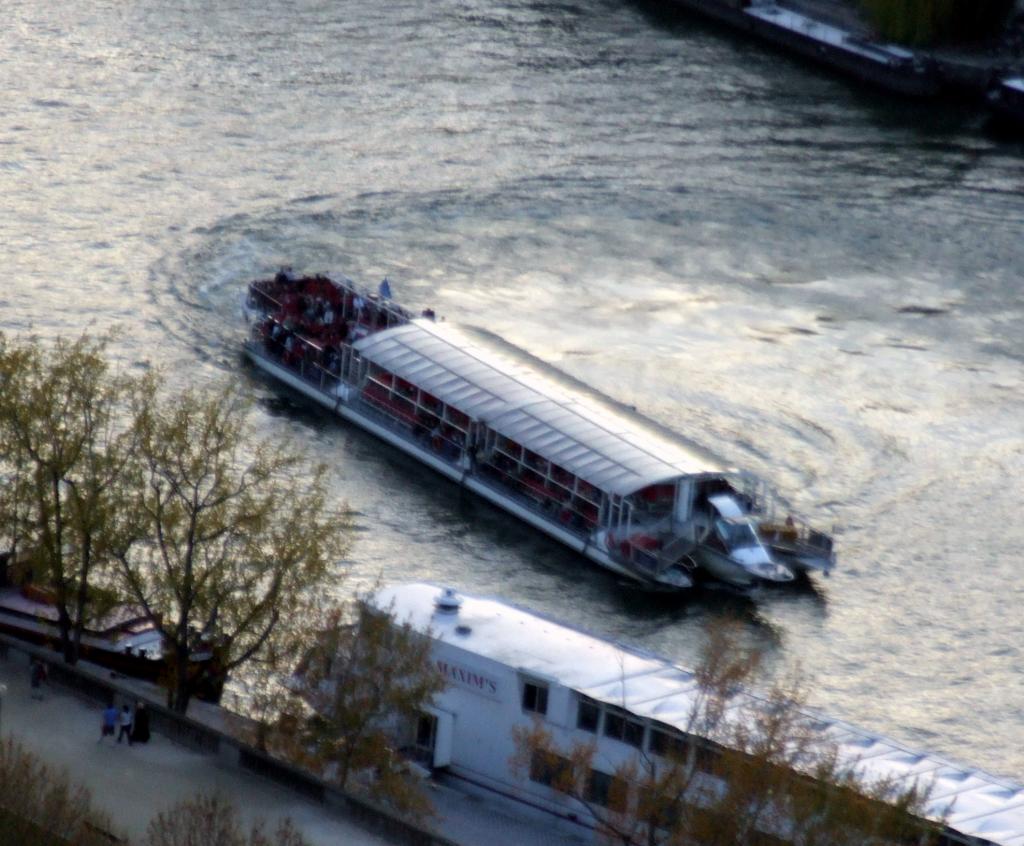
[0,643,586,846]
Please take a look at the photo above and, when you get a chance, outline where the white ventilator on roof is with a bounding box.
[354,320,725,496]
[374,583,1024,846]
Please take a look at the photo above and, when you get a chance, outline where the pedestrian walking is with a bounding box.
[99,702,118,743]
[116,703,133,745]
[130,701,150,744]
[29,660,46,700]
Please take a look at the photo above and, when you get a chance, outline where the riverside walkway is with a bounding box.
[0,648,586,846]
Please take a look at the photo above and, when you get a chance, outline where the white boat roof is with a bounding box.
[1003,77,1024,94]
[375,583,1024,846]
[354,320,725,496]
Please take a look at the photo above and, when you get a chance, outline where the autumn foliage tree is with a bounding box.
[512,619,939,846]
[279,599,445,819]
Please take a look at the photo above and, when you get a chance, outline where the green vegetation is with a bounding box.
[110,380,350,713]
[0,331,351,713]
[0,331,141,665]
[512,618,941,846]
[860,0,1015,45]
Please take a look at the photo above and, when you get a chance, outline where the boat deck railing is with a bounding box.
[248,274,414,334]
[246,326,346,394]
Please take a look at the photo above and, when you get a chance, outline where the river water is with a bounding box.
[3,0,1023,783]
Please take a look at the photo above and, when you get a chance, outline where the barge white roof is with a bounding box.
[375,582,1024,846]
[354,320,725,496]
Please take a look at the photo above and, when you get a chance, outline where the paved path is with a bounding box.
[0,651,587,845]
[0,658,394,845]
[430,775,590,846]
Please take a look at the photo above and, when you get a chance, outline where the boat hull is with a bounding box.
[695,546,760,589]
[768,545,834,576]
[694,545,796,589]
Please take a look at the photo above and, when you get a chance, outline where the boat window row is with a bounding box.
[527,749,628,812]
[564,694,957,846]
[521,682,716,767]
[526,748,938,846]
[357,362,617,537]
[574,695,719,773]
[527,736,945,846]
[360,366,469,462]
[526,749,793,838]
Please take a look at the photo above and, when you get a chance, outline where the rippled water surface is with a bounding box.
[3,0,1023,781]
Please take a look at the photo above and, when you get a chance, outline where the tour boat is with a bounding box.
[242,270,835,591]
[372,583,1023,846]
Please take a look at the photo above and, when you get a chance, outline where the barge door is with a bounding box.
[415,707,454,769]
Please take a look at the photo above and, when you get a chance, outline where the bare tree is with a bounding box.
[226,608,325,755]
[146,792,308,846]
[112,379,350,712]
[512,618,939,846]
[0,737,120,846]
[280,599,445,819]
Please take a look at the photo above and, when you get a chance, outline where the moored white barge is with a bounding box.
[243,271,834,591]
[743,3,940,97]
[375,583,1024,846]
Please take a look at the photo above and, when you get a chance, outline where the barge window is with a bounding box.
[649,726,717,773]
[577,697,600,733]
[586,769,627,812]
[692,741,719,774]
[745,832,791,846]
[529,750,571,790]
[522,681,549,716]
[604,706,645,748]
[649,727,688,759]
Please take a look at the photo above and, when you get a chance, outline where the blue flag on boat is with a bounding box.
[378,277,392,300]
